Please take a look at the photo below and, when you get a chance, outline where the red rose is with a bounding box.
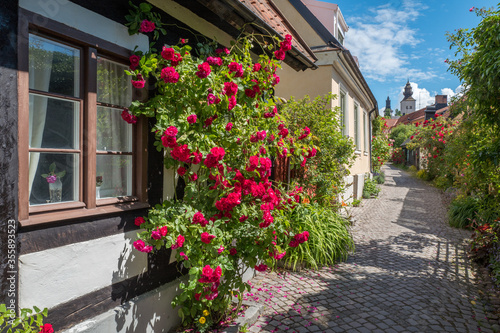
[274,49,286,60]
[134,217,145,226]
[139,20,155,33]
[177,166,186,176]
[195,61,211,79]
[254,264,268,272]
[129,55,140,70]
[223,82,238,96]
[226,122,233,131]
[189,173,198,182]
[39,324,54,333]
[187,114,197,124]
[161,47,175,61]
[161,67,179,83]
[253,63,262,72]
[121,108,137,124]
[229,248,237,255]
[201,232,216,244]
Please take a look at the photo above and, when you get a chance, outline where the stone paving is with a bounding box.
[245,164,497,333]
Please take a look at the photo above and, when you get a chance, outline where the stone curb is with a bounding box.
[220,301,264,333]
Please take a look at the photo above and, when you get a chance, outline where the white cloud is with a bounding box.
[344,1,436,82]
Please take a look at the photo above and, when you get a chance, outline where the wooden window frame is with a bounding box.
[18,8,148,227]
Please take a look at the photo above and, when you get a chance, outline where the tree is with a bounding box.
[389,124,416,148]
[446,5,500,127]
[395,108,401,116]
[383,108,392,118]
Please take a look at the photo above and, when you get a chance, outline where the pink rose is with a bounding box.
[187,114,197,124]
[46,175,57,183]
[226,122,233,131]
[189,173,198,182]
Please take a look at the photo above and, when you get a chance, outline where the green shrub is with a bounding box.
[282,203,354,270]
[352,199,361,207]
[449,195,481,228]
[373,172,385,184]
[408,165,417,173]
[416,169,432,180]
[362,178,380,198]
[434,175,452,189]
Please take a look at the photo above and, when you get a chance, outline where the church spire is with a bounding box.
[403,80,413,100]
[386,96,391,109]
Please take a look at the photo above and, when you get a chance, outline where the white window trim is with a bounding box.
[339,86,348,137]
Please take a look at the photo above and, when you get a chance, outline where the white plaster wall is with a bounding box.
[19,231,147,310]
[354,173,365,200]
[19,0,149,53]
[61,277,187,333]
[340,175,354,204]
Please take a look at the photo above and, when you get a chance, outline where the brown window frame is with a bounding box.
[18,8,148,227]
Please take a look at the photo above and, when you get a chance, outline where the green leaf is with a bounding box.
[139,3,152,12]
[49,162,56,173]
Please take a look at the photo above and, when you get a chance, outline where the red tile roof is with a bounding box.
[385,118,398,129]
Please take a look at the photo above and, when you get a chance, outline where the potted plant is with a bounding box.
[41,162,66,203]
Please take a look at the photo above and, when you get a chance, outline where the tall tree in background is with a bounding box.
[446,4,500,127]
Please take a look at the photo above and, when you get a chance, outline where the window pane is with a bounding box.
[97,57,132,107]
[29,94,79,149]
[29,153,79,205]
[29,34,80,97]
[96,155,132,198]
[96,106,132,152]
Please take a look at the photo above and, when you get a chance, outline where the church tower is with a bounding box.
[400,80,416,115]
[384,96,392,117]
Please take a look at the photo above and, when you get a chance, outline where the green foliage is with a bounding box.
[448,195,481,228]
[279,94,356,206]
[362,177,380,199]
[351,199,361,207]
[125,2,166,40]
[371,117,391,173]
[373,172,385,184]
[408,165,417,173]
[389,124,416,148]
[416,169,431,181]
[281,203,354,270]
[383,108,391,118]
[446,5,500,127]
[0,305,50,333]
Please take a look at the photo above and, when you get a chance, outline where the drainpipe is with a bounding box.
[368,106,378,174]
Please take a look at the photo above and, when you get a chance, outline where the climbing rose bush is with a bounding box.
[125,26,316,329]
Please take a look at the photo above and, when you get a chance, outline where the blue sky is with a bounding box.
[323,0,498,114]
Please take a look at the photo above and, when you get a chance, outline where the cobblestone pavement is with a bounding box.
[246,164,497,333]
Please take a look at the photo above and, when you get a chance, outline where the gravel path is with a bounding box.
[246,164,496,332]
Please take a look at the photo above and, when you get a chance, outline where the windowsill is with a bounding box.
[20,201,150,228]
[364,151,368,156]
[355,150,362,155]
